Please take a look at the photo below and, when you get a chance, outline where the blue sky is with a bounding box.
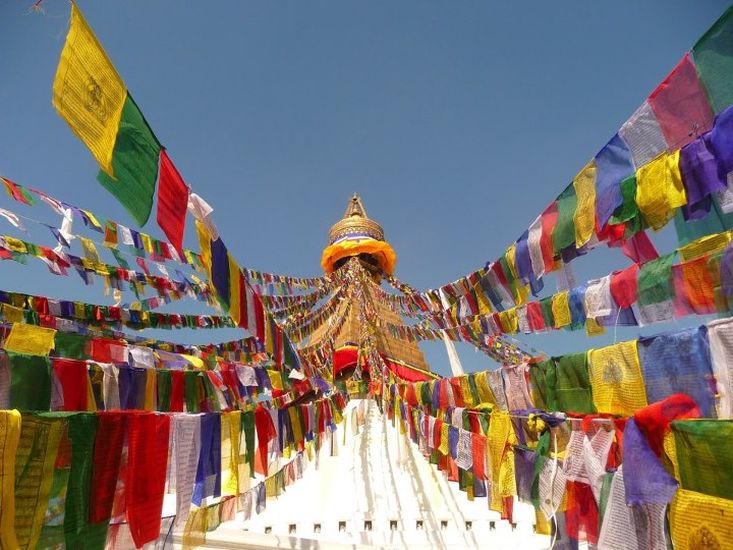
[0,1,730,376]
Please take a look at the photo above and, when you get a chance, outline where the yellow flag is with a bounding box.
[573,161,597,247]
[551,290,571,328]
[228,253,241,326]
[52,3,127,177]
[588,341,648,416]
[1,304,24,324]
[0,410,21,550]
[635,151,687,231]
[195,220,212,282]
[4,324,56,356]
[678,230,732,262]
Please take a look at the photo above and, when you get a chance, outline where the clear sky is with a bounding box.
[0,1,730,376]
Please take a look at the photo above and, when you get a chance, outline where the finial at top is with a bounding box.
[344,193,368,219]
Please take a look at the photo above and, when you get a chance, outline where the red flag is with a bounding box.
[540,201,559,271]
[157,150,189,254]
[610,264,639,309]
[622,230,659,264]
[90,412,127,523]
[125,412,170,548]
[52,358,89,411]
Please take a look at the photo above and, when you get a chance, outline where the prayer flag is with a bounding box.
[594,134,634,228]
[126,413,170,547]
[573,161,597,247]
[648,53,714,149]
[693,5,733,113]
[0,410,21,549]
[619,101,668,169]
[52,3,127,176]
[97,94,161,226]
[588,341,647,416]
[637,328,716,417]
[157,150,189,254]
[635,151,687,231]
[4,324,56,356]
[553,185,577,254]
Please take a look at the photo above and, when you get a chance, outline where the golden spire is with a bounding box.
[322,194,396,275]
[327,194,385,245]
[344,193,367,218]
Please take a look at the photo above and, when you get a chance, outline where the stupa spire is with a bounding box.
[344,193,368,218]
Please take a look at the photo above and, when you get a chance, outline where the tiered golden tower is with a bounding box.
[314,194,430,374]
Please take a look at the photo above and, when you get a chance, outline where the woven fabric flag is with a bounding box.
[669,488,733,550]
[65,413,106,549]
[210,237,231,308]
[487,370,509,410]
[52,358,89,411]
[635,151,687,231]
[528,359,552,410]
[487,412,517,511]
[13,414,65,549]
[553,185,578,254]
[554,353,595,414]
[4,324,56,356]
[193,413,222,505]
[125,412,170,548]
[588,341,647,416]
[9,352,51,411]
[711,104,733,178]
[637,328,716,417]
[157,150,189,254]
[567,286,587,330]
[610,264,639,309]
[637,253,676,324]
[595,134,635,229]
[52,3,127,177]
[707,317,733,418]
[539,296,554,328]
[0,410,21,549]
[565,480,600,545]
[672,257,717,315]
[679,134,727,220]
[527,216,545,278]
[621,230,659,265]
[540,202,559,271]
[597,469,639,550]
[648,53,714,150]
[221,410,242,497]
[609,174,641,234]
[622,419,678,507]
[173,414,202,531]
[674,198,733,249]
[678,229,731,262]
[573,161,597,247]
[584,275,613,320]
[619,101,668,169]
[514,446,535,503]
[693,5,733,114]
[97,94,161,226]
[673,419,733,500]
[90,412,126,525]
[524,301,543,333]
[551,290,571,328]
